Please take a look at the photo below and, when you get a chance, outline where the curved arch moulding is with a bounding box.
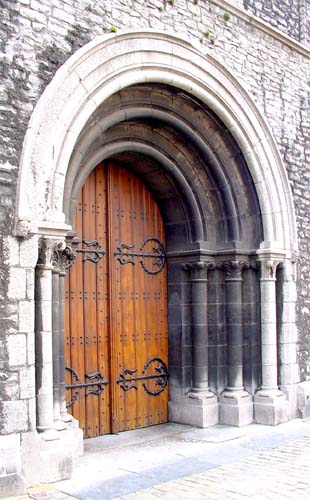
[16,29,297,257]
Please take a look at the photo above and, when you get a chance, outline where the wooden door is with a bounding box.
[65,162,168,438]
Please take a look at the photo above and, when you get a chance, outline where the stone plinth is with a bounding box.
[219,391,253,427]
[169,392,219,428]
[254,389,288,425]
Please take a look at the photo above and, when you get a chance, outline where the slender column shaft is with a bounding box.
[224,261,244,392]
[35,239,59,440]
[254,258,288,426]
[58,244,76,421]
[59,270,70,421]
[219,260,253,426]
[52,269,62,424]
[35,265,53,431]
[190,262,209,392]
[259,260,279,391]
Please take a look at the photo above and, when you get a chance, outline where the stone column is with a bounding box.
[189,262,211,395]
[254,259,288,425]
[219,261,253,426]
[35,238,59,440]
[58,245,76,423]
[182,261,218,427]
[51,242,76,429]
[51,261,65,430]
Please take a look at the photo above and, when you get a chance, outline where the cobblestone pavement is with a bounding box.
[115,435,310,499]
[6,432,310,500]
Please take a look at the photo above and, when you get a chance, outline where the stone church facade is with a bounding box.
[0,0,309,497]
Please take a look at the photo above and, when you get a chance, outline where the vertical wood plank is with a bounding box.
[108,164,123,433]
[95,164,111,435]
[133,176,148,428]
[71,194,86,433]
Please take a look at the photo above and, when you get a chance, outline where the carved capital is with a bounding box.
[259,260,280,280]
[52,242,77,274]
[223,260,246,279]
[38,239,76,272]
[38,238,59,269]
[182,261,218,280]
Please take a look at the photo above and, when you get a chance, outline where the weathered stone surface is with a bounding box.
[19,366,35,400]
[0,0,309,496]
[0,434,25,497]
[0,400,28,434]
[7,334,27,367]
[243,0,309,44]
[0,0,309,378]
[19,300,34,334]
[7,268,26,300]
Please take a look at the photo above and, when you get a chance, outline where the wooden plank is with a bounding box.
[132,175,148,429]
[146,188,157,426]
[82,173,96,438]
[71,193,86,434]
[122,168,137,431]
[95,164,111,435]
[108,163,124,433]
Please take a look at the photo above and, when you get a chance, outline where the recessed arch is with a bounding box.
[64,85,252,248]
[16,30,296,257]
[66,141,206,245]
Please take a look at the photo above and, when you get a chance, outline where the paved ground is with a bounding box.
[5,418,310,500]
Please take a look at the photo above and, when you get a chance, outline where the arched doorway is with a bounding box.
[15,35,299,487]
[65,162,168,437]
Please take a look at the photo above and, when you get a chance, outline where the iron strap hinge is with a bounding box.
[116,357,169,396]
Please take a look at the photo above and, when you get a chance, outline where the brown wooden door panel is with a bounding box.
[65,161,168,438]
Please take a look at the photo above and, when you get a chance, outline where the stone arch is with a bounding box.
[17,30,299,435]
[16,30,296,256]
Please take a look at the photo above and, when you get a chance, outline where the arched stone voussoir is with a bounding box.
[16,29,296,256]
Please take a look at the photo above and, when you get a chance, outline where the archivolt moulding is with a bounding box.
[16,29,297,256]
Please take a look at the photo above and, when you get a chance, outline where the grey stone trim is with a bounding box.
[51,241,77,426]
[223,260,247,392]
[254,257,289,425]
[35,238,77,439]
[210,0,310,55]
[183,261,215,397]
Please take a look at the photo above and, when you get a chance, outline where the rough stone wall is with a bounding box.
[243,0,310,45]
[0,1,309,438]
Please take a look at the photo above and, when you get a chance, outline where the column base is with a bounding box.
[169,393,219,428]
[54,419,67,431]
[219,390,253,427]
[37,428,60,441]
[21,423,83,487]
[254,389,288,425]
[61,411,73,423]
[297,381,310,418]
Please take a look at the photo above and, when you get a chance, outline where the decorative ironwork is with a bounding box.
[117,357,169,396]
[72,237,106,264]
[65,366,109,408]
[114,238,166,275]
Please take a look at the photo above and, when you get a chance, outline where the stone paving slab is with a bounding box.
[4,485,79,500]
[55,419,310,499]
[3,420,310,500]
[113,435,310,499]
